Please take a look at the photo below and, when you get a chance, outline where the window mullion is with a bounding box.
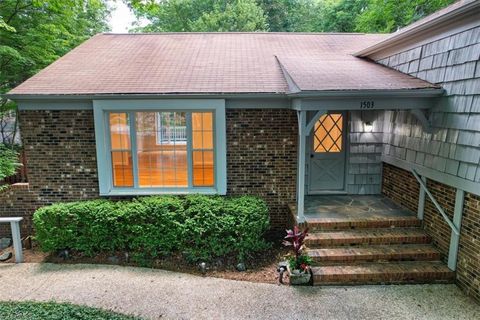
[129,111,139,188]
[186,112,193,188]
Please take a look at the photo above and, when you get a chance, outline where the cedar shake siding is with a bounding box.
[377,25,480,183]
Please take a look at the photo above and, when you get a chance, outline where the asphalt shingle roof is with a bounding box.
[8,33,437,96]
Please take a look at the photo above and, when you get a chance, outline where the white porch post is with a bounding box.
[296,110,307,223]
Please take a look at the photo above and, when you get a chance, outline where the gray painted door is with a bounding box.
[308,112,346,193]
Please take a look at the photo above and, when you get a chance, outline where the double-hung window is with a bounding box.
[94,100,226,195]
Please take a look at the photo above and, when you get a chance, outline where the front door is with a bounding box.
[308,112,346,193]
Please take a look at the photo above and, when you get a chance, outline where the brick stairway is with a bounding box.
[305,216,455,285]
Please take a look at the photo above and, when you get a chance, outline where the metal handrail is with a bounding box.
[411,169,459,235]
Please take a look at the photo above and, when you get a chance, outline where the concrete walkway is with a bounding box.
[0,263,478,320]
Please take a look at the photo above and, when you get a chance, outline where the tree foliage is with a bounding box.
[128,0,456,33]
[128,0,267,32]
[0,0,111,96]
[355,0,455,33]
[0,0,110,147]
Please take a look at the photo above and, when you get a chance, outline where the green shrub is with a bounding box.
[33,195,270,263]
[0,144,20,189]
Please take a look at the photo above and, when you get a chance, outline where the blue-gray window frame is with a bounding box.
[93,99,227,196]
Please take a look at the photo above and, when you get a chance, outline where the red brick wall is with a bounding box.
[1,110,99,238]
[0,183,39,238]
[457,193,480,303]
[382,162,480,303]
[226,109,298,232]
[423,179,455,262]
[381,162,419,213]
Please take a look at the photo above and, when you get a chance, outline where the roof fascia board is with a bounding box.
[383,155,480,196]
[288,88,444,98]
[7,93,286,101]
[14,89,443,111]
[355,1,480,58]
[295,96,439,111]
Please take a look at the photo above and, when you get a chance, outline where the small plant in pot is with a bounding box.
[283,226,313,285]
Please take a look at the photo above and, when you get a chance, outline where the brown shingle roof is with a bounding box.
[8,33,437,96]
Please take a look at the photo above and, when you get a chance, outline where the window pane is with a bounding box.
[313,114,343,153]
[111,151,133,187]
[192,131,203,149]
[203,112,213,130]
[202,131,213,149]
[110,113,130,150]
[136,112,187,187]
[193,150,215,187]
[192,151,204,186]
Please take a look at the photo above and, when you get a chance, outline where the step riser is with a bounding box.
[306,235,431,247]
[310,252,441,263]
[313,273,454,285]
[307,220,421,231]
[314,279,454,285]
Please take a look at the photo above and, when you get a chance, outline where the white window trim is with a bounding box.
[93,99,227,196]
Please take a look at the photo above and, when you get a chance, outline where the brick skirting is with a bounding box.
[382,162,480,303]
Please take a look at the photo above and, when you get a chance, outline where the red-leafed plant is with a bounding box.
[283,226,312,272]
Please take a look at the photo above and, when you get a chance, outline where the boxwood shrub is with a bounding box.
[33,195,270,262]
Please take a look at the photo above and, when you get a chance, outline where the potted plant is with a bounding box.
[283,226,313,285]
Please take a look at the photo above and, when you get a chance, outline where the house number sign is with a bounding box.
[360,101,375,109]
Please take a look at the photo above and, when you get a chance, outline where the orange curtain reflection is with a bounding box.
[192,112,214,186]
[109,113,133,187]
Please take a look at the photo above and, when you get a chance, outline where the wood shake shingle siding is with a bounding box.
[377,25,480,183]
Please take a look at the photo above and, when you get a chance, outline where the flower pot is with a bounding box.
[287,265,312,285]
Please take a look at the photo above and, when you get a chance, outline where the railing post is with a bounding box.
[10,220,23,263]
[417,175,426,220]
[448,189,464,271]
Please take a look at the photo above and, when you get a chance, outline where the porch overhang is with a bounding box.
[292,87,444,224]
[290,88,444,111]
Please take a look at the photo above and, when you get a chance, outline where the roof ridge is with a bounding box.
[100,32,385,36]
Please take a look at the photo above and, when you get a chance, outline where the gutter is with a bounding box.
[3,88,444,102]
[354,0,480,57]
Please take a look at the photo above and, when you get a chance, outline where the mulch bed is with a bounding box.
[0,242,290,285]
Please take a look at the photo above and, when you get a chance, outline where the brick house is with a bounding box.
[1,0,479,301]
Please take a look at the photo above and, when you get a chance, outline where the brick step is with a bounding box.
[306,216,421,231]
[305,228,430,247]
[311,261,454,285]
[308,244,441,264]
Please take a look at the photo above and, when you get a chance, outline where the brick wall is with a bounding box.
[382,163,480,303]
[457,193,480,302]
[226,109,298,232]
[0,110,99,237]
[381,162,419,213]
[1,109,298,237]
[19,110,99,202]
[0,183,39,237]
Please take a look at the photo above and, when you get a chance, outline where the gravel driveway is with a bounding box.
[0,263,478,320]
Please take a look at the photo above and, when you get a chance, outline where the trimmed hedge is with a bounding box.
[33,195,270,262]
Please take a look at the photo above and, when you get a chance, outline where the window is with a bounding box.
[313,113,343,153]
[94,100,226,195]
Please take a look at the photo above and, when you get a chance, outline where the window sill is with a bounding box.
[100,187,221,197]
